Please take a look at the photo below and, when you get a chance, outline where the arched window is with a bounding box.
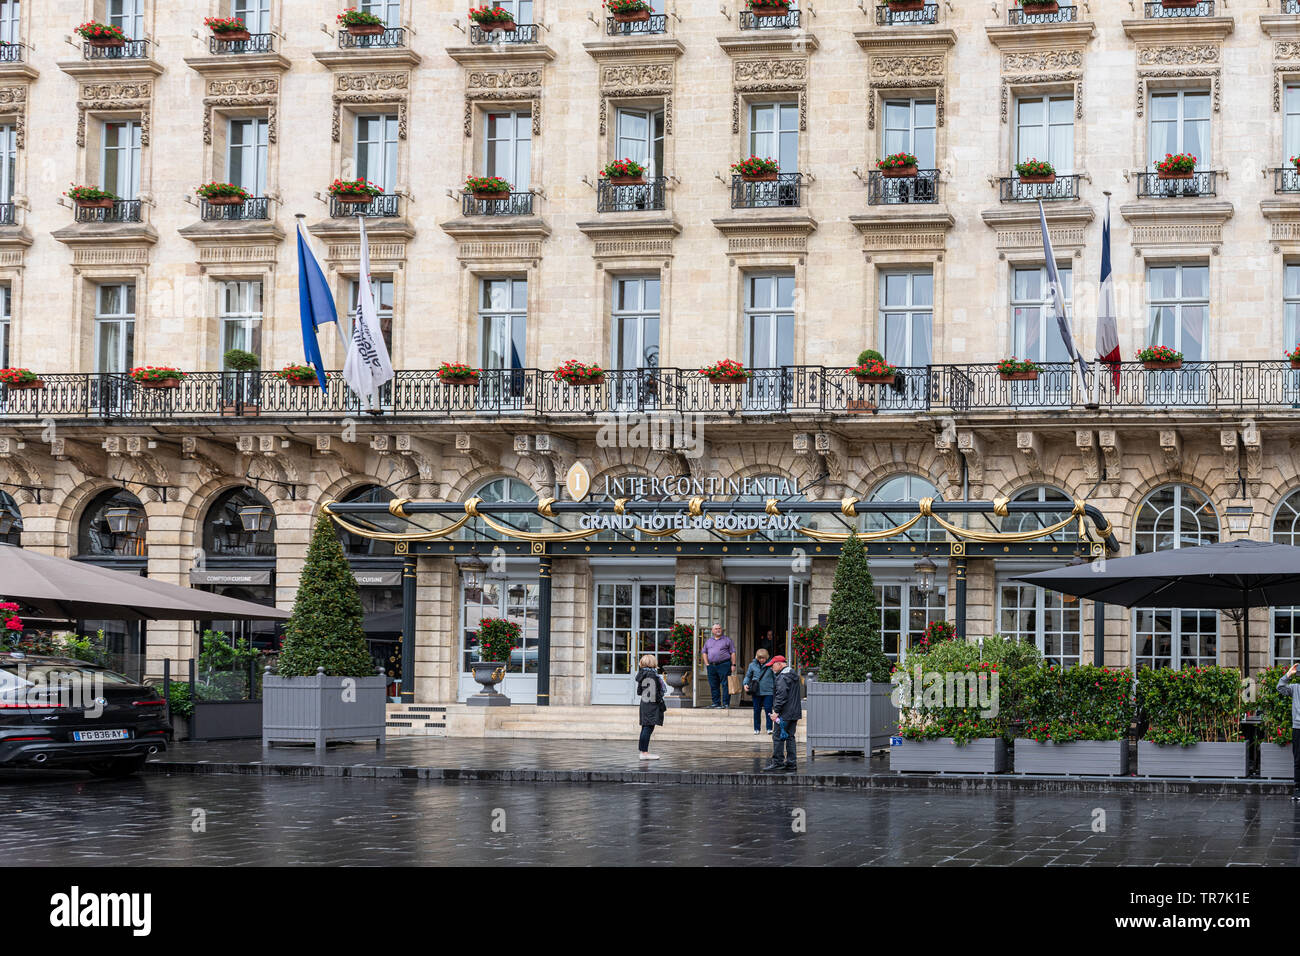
[465,476,540,540]
[1272,489,1300,667]
[867,474,944,543]
[1005,485,1074,543]
[0,490,20,546]
[1134,484,1219,669]
[338,484,397,557]
[202,487,276,558]
[77,488,147,558]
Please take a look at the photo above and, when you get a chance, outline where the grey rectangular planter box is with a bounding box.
[1014,739,1129,776]
[191,699,262,741]
[806,678,898,759]
[1260,742,1294,780]
[889,737,1009,774]
[1136,740,1248,778]
[262,671,386,750]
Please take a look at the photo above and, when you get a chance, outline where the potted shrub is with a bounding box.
[807,533,900,759]
[130,366,185,389]
[1014,664,1136,775]
[197,181,251,205]
[1286,344,1300,370]
[0,368,43,390]
[1254,664,1294,779]
[464,175,512,202]
[877,152,919,179]
[997,357,1042,381]
[470,5,517,31]
[1136,665,1247,778]
[76,21,127,47]
[731,156,780,182]
[605,0,653,22]
[337,8,386,35]
[468,617,515,706]
[848,350,898,385]
[1138,345,1183,370]
[279,363,321,387]
[263,512,386,749]
[1016,0,1060,13]
[328,178,383,206]
[554,360,605,386]
[1015,157,1056,184]
[437,361,480,385]
[601,158,647,186]
[699,358,751,385]
[664,621,694,707]
[65,184,117,210]
[204,15,250,41]
[745,0,792,16]
[1155,152,1196,180]
[222,348,260,418]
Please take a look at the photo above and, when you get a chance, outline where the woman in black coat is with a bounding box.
[634,654,667,760]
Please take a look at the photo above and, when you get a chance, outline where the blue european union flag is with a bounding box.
[296,220,337,392]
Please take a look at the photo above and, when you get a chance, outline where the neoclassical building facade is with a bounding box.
[0,0,1298,705]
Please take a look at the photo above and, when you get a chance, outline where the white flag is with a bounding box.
[343,216,394,409]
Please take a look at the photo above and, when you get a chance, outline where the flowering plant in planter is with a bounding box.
[792,624,825,669]
[847,356,898,383]
[76,22,128,44]
[554,360,605,385]
[204,16,250,37]
[1011,663,1134,742]
[464,175,512,199]
[470,5,517,29]
[600,158,647,183]
[65,184,117,207]
[337,8,386,32]
[1016,0,1061,12]
[877,152,919,177]
[196,181,252,204]
[605,0,653,20]
[437,361,480,384]
[1254,664,1294,747]
[731,155,780,181]
[887,0,926,10]
[476,617,519,663]
[1154,152,1196,178]
[2,601,22,638]
[920,619,957,648]
[278,363,320,385]
[699,358,751,383]
[130,366,186,387]
[1286,344,1300,367]
[328,178,383,202]
[745,0,792,13]
[1137,665,1244,746]
[0,368,41,388]
[667,621,694,667]
[1137,344,1182,368]
[997,357,1042,379]
[1014,157,1055,182]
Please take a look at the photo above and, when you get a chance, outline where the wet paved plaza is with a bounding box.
[2,768,1298,866]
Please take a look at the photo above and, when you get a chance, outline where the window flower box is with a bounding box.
[337,8,386,35]
[731,156,779,182]
[1155,152,1196,180]
[877,152,919,179]
[1285,344,1300,369]
[848,355,898,385]
[65,185,117,209]
[196,182,252,206]
[464,175,512,201]
[1137,345,1182,370]
[606,0,653,22]
[76,22,127,47]
[746,0,792,15]
[1014,158,1055,184]
[601,158,646,185]
[130,367,185,389]
[890,737,1010,773]
[997,357,1042,381]
[437,362,481,385]
[555,360,605,386]
[699,358,751,385]
[887,0,926,10]
[1161,0,1199,7]
[1017,0,1060,12]
[279,364,320,387]
[204,16,250,41]
[328,178,383,205]
[0,368,43,390]
[470,6,517,31]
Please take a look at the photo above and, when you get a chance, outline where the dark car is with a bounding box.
[0,651,170,777]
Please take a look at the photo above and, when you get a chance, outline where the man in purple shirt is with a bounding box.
[701,623,737,709]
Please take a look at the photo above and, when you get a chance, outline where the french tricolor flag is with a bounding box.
[1096,195,1121,388]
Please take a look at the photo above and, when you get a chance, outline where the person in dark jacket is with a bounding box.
[1277,664,1300,799]
[635,654,667,760]
[761,655,802,773]
[743,648,775,734]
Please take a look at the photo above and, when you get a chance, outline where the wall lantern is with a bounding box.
[463,550,488,592]
[913,553,937,595]
[238,504,275,534]
[104,505,144,537]
[1225,504,1254,535]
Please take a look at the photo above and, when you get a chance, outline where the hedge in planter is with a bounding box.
[1254,663,1294,780]
[1013,663,1135,775]
[1135,665,1247,778]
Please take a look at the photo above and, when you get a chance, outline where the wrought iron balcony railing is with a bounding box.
[337,26,407,49]
[0,203,14,226]
[200,197,270,221]
[739,7,802,29]
[83,39,149,59]
[329,194,401,218]
[1007,4,1078,23]
[462,191,535,216]
[597,176,667,213]
[868,169,939,205]
[875,3,939,25]
[1000,174,1080,202]
[1286,0,1300,13]
[605,14,669,35]
[0,42,24,62]
[1275,166,1300,193]
[1136,170,1216,198]
[469,23,539,43]
[1143,0,1213,17]
[731,173,803,209]
[209,33,276,55]
[73,200,142,223]
[6,362,1300,421]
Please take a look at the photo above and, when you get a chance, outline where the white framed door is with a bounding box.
[459,570,539,703]
[591,581,675,705]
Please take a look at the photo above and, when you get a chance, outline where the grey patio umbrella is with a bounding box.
[1015,539,1300,676]
[0,543,290,622]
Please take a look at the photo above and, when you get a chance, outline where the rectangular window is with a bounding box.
[744,274,795,369]
[883,98,936,170]
[0,124,15,205]
[478,277,527,370]
[614,108,665,177]
[1015,95,1073,173]
[879,271,933,366]
[484,111,530,190]
[101,120,142,200]
[227,118,268,197]
[876,581,947,663]
[1287,264,1300,347]
[219,280,263,365]
[0,285,10,369]
[1011,265,1073,363]
[999,581,1082,668]
[107,0,144,38]
[612,276,660,371]
[348,277,394,356]
[492,0,533,21]
[94,284,135,374]
[1147,263,1208,361]
[360,0,400,27]
[0,2,19,45]
[355,114,398,193]
[1149,90,1210,168]
[748,103,798,173]
[231,0,270,34]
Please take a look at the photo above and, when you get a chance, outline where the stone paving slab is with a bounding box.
[146,737,1295,796]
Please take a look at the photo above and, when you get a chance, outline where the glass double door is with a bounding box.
[591,582,675,705]
[460,574,539,703]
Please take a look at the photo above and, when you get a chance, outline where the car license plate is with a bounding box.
[72,729,129,742]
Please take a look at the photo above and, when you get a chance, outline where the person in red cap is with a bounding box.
[760,654,802,773]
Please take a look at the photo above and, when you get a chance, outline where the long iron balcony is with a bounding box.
[3,363,1297,421]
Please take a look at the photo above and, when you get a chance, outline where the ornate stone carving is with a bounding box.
[1000,74,1082,124]
[77,82,152,148]
[203,77,279,146]
[1017,431,1044,479]
[463,70,542,137]
[332,72,411,142]
[1136,45,1219,66]
[1076,430,1099,484]
[867,54,946,130]
[598,62,674,136]
[1001,50,1083,72]
[731,58,810,133]
[0,87,27,148]
[1098,430,1122,492]
[1159,429,1182,474]
[1136,68,1220,117]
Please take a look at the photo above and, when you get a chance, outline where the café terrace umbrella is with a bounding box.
[1015,540,1300,676]
[0,543,290,622]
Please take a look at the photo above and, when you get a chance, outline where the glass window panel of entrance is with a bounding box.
[865,474,944,543]
[877,580,947,662]
[1273,489,1300,667]
[595,583,675,675]
[999,581,1082,667]
[1133,484,1219,669]
[461,575,539,674]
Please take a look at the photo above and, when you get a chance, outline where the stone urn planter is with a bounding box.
[1259,741,1293,779]
[663,664,693,708]
[1136,740,1249,778]
[262,667,387,750]
[806,679,899,759]
[1014,739,1130,776]
[467,659,511,707]
[889,737,1010,773]
[881,165,918,179]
